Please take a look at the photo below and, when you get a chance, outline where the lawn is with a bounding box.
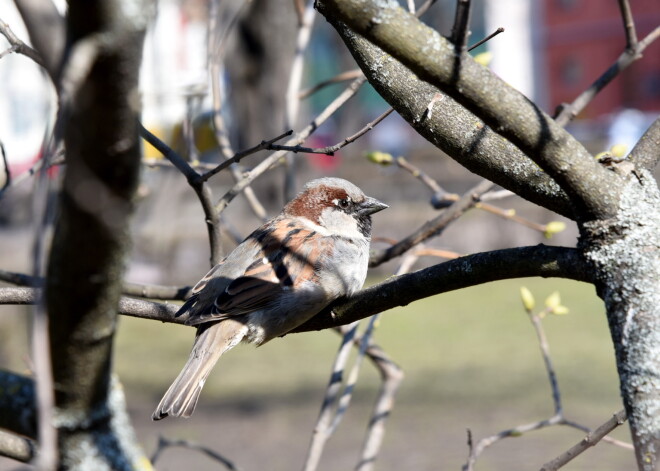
[111,276,634,471]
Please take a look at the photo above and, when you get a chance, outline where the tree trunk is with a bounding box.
[44,0,152,468]
[581,169,660,470]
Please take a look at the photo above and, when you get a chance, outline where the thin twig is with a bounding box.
[617,0,638,50]
[284,0,317,200]
[214,76,367,215]
[0,18,45,67]
[199,130,294,183]
[462,297,632,470]
[540,410,628,471]
[298,69,362,99]
[369,179,494,266]
[207,0,268,220]
[450,0,472,53]
[139,123,222,265]
[303,322,360,471]
[151,436,241,470]
[468,27,504,52]
[554,25,659,126]
[529,309,562,415]
[269,108,394,156]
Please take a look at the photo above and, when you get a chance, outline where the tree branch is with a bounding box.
[317,0,624,221]
[2,247,590,332]
[326,19,576,219]
[295,245,591,332]
[629,116,660,171]
[139,123,222,265]
[369,179,493,266]
[450,0,472,53]
[13,0,65,81]
[0,430,36,463]
[540,410,628,471]
[0,18,45,67]
[554,25,660,127]
[617,0,637,51]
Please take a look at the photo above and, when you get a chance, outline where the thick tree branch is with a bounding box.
[317,0,624,221]
[3,247,589,332]
[295,245,590,332]
[327,20,575,219]
[629,117,660,171]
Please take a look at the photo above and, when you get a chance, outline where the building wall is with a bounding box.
[541,0,660,118]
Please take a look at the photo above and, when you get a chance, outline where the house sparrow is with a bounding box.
[153,177,387,420]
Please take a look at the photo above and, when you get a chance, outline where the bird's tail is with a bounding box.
[152,319,248,420]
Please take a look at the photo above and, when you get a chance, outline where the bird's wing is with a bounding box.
[183,221,333,326]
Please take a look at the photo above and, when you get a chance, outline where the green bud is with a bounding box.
[366,151,394,166]
[520,286,535,312]
[544,221,566,239]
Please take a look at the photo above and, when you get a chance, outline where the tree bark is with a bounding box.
[43,0,152,468]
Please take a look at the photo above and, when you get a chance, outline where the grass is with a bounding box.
[89,277,636,470]
[116,276,621,416]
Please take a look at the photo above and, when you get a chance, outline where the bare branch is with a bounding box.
[0,18,44,67]
[199,130,294,183]
[629,116,660,171]
[13,0,65,81]
[214,76,367,215]
[450,0,472,53]
[617,0,638,50]
[298,69,362,99]
[369,179,493,266]
[0,430,36,463]
[328,20,575,219]
[139,123,222,265]
[318,0,623,220]
[3,246,591,335]
[554,25,659,127]
[151,436,241,470]
[0,269,190,300]
[295,245,591,333]
[468,26,504,51]
[540,410,628,471]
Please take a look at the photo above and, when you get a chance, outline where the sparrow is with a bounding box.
[152,177,387,420]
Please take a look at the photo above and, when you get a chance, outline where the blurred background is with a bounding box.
[0,0,659,469]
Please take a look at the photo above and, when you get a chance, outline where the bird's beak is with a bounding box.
[359,197,388,216]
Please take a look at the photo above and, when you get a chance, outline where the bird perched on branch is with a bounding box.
[153,177,387,420]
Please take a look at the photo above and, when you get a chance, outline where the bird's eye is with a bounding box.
[336,198,350,209]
